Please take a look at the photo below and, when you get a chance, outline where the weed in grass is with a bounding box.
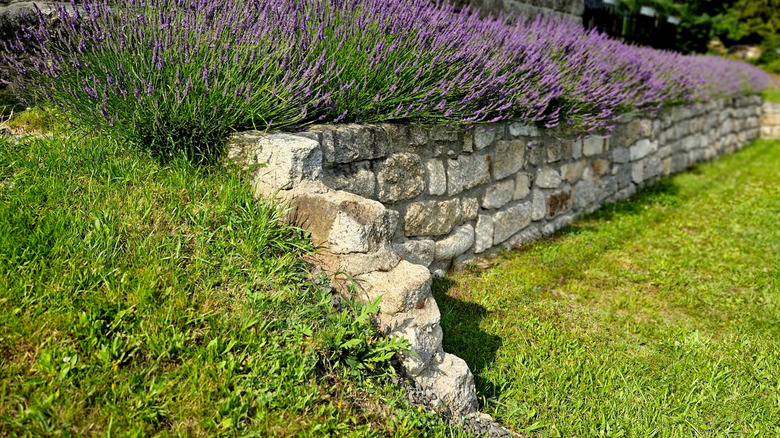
[437,139,780,437]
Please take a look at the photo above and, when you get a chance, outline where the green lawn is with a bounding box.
[0,125,453,436]
[436,140,780,437]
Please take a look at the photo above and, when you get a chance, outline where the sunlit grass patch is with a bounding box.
[437,139,780,437]
[0,132,455,436]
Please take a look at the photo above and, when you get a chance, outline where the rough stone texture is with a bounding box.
[473,126,496,150]
[314,124,392,165]
[509,121,540,137]
[493,201,532,244]
[377,153,425,203]
[435,224,475,261]
[380,296,442,376]
[535,167,562,188]
[563,160,586,182]
[762,101,780,140]
[291,183,396,254]
[426,159,447,196]
[356,260,431,315]
[226,132,323,197]
[394,239,436,267]
[513,172,531,200]
[404,199,461,237]
[583,136,605,156]
[502,225,541,250]
[447,154,490,195]
[414,352,479,417]
[531,189,546,221]
[546,188,572,219]
[474,214,494,254]
[461,197,480,222]
[323,161,376,199]
[482,179,515,209]
[493,140,526,180]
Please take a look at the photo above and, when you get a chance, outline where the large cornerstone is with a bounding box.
[226,95,763,417]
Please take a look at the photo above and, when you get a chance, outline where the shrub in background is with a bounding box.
[1,0,772,161]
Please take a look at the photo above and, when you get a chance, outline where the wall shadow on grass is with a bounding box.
[431,277,503,397]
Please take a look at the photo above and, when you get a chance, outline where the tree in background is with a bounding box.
[716,0,780,70]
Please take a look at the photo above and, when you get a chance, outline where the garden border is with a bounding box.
[226,95,763,419]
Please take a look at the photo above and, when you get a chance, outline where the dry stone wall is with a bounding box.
[762,100,780,139]
[226,95,763,419]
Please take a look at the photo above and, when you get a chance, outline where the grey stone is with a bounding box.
[572,139,583,159]
[430,126,458,141]
[574,178,598,209]
[425,159,447,196]
[612,147,630,163]
[535,167,562,188]
[509,122,540,137]
[413,352,479,417]
[393,239,435,267]
[531,189,546,221]
[473,127,495,150]
[474,214,494,254]
[377,153,425,203]
[482,179,515,209]
[682,135,701,151]
[493,201,532,244]
[316,125,390,165]
[493,140,526,180]
[513,172,532,200]
[461,197,479,221]
[356,260,432,316]
[292,185,397,255]
[543,214,573,235]
[613,163,633,189]
[630,138,657,161]
[322,161,376,199]
[631,161,644,184]
[447,154,490,196]
[404,199,461,237]
[644,156,662,179]
[583,136,605,156]
[502,225,541,250]
[226,132,323,197]
[547,141,562,163]
[591,158,611,177]
[381,296,442,377]
[463,131,474,153]
[435,224,475,261]
[333,246,402,277]
[409,127,428,146]
[563,160,587,183]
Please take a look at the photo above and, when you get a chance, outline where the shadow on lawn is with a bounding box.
[430,178,685,400]
[431,277,503,396]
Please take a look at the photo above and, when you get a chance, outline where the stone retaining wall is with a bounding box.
[762,100,780,139]
[226,95,763,419]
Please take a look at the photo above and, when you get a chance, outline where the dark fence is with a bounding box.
[583,0,679,50]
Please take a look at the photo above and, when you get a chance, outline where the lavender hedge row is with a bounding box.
[0,0,771,160]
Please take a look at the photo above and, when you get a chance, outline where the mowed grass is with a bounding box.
[0,122,453,436]
[436,139,780,437]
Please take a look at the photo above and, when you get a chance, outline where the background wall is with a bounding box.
[453,0,584,22]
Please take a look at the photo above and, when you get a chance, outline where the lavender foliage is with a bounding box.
[0,0,771,159]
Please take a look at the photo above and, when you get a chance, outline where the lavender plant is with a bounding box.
[0,0,771,160]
